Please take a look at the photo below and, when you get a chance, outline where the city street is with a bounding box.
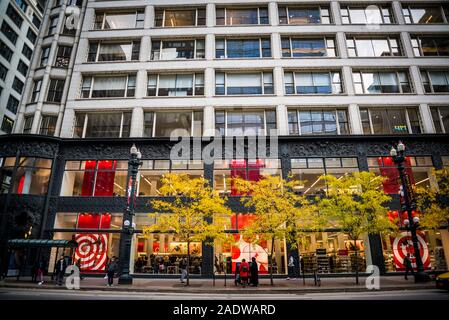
[0,287,448,300]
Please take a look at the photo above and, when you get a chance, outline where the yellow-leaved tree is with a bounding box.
[416,169,449,230]
[318,171,397,284]
[233,175,318,285]
[143,173,232,286]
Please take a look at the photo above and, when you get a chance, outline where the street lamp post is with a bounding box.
[390,141,430,283]
[118,144,142,285]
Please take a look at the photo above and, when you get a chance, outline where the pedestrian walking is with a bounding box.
[179,257,188,284]
[37,258,46,285]
[249,257,259,287]
[240,259,249,287]
[286,252,296,280]
[106,256,118,286]
[403,253,414,280]
[55,255,67,286]
[234,262,241,286]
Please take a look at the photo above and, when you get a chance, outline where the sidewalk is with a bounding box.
[0,275,437,294]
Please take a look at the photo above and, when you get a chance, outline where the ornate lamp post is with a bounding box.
[390,141,430,283]
[118,144,142,285]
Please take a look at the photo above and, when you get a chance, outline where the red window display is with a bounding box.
[375,157,415,194]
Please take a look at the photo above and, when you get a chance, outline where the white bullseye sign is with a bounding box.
[75,233,108,271]
[392,231,431,270]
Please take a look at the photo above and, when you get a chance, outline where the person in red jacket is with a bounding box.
[239,259,249,287]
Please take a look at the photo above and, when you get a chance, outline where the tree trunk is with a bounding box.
[187,240,190,286]
[354,238,359,285]
[270,237,275,286]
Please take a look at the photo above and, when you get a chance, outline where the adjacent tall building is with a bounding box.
[0,0,45,134]
[1,0,449,278]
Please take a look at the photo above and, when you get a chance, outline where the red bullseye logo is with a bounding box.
[392,231,430,271]
[75,233,108,271]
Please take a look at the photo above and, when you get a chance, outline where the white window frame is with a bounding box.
[75,112,130,138]
[81,74,135,98]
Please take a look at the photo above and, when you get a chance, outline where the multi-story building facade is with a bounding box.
[1,0,449,278]
[0,0,45,135]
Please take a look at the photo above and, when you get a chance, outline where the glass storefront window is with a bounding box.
[381,230,448,272]
[291,157,359,195]
[2,157,53,195]
[138,160,204,196]
[213,159,281,196]
[54,212,123,230]
[60,160,128,196]
[367,156,436,194]
[298,232,368,273]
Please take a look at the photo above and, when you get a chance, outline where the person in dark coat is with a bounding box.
[403,253,414,280]
[234,262,241,286]
[249,257,259,287]
[106,256,118,286]
[55,255,67,286]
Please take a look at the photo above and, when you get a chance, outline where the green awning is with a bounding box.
[8,239,78,249]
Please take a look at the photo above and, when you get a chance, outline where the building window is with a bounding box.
[402,4,449,24]
[32,14,41,29]
[55,45,72,68]
[31,79,42,102]
[1,116,14,134]
[143,110,203,137]
[88,41,140,62]
[216,38,271,58]
[430,106,449,133]
[278,5,331,24]
[39,115,57,136]
[94,10,145,30]
[151,39,204,60]
[22,43,33,60]
[411,36,449,56]
[284,71,342,94]
[421,70,449,93]
[1,21,18,45]
[17,60,28,76]
[7,157,52,195]
[46,79,65,102]
[6,4,23,28]
[12,77,24,94]
[215,110,276,136]
[15,0,28,12]
[214,159,281,195]
[22,116,33,133]
[215,72,273,95]
[291,157,359,195]
[281,37,336,57]
[368,156,435,194]
[74,112,132,138]
[26,28,37,44]
[40,47,51,66]
[60,160,129,197]
[353,70,412,94]
[155,8,206,27]
[341,5,393,24]
[147,73,204,97]
[48,16,59,35]
[81,75,136,98]
[216,7,269,25]
[6,95,19,114]
[346,36,401,57]
[359,107,422,134]
[288,109,349,135]
[0,63,7,81]
[1,40,13,61]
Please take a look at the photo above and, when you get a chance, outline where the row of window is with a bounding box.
[89,3,449,30]
[1,20,37,46]
[3,155,449,197]
[80,35,449,63]
[20,104,449,138]
[60,68,449,100]
[0,39,33,63]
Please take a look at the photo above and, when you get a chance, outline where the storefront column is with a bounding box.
[276,104,289,136]
[202,160,214,277]
[419,104,435,134]
[368,234,386,274]
[203,106,215,136]
[438,230,449,270]
[348,104,363,134]
[130,106,144,137]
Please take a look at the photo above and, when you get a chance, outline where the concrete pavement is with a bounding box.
[0,275,438,294]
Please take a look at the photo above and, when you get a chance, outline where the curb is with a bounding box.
[0,284,436,294]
